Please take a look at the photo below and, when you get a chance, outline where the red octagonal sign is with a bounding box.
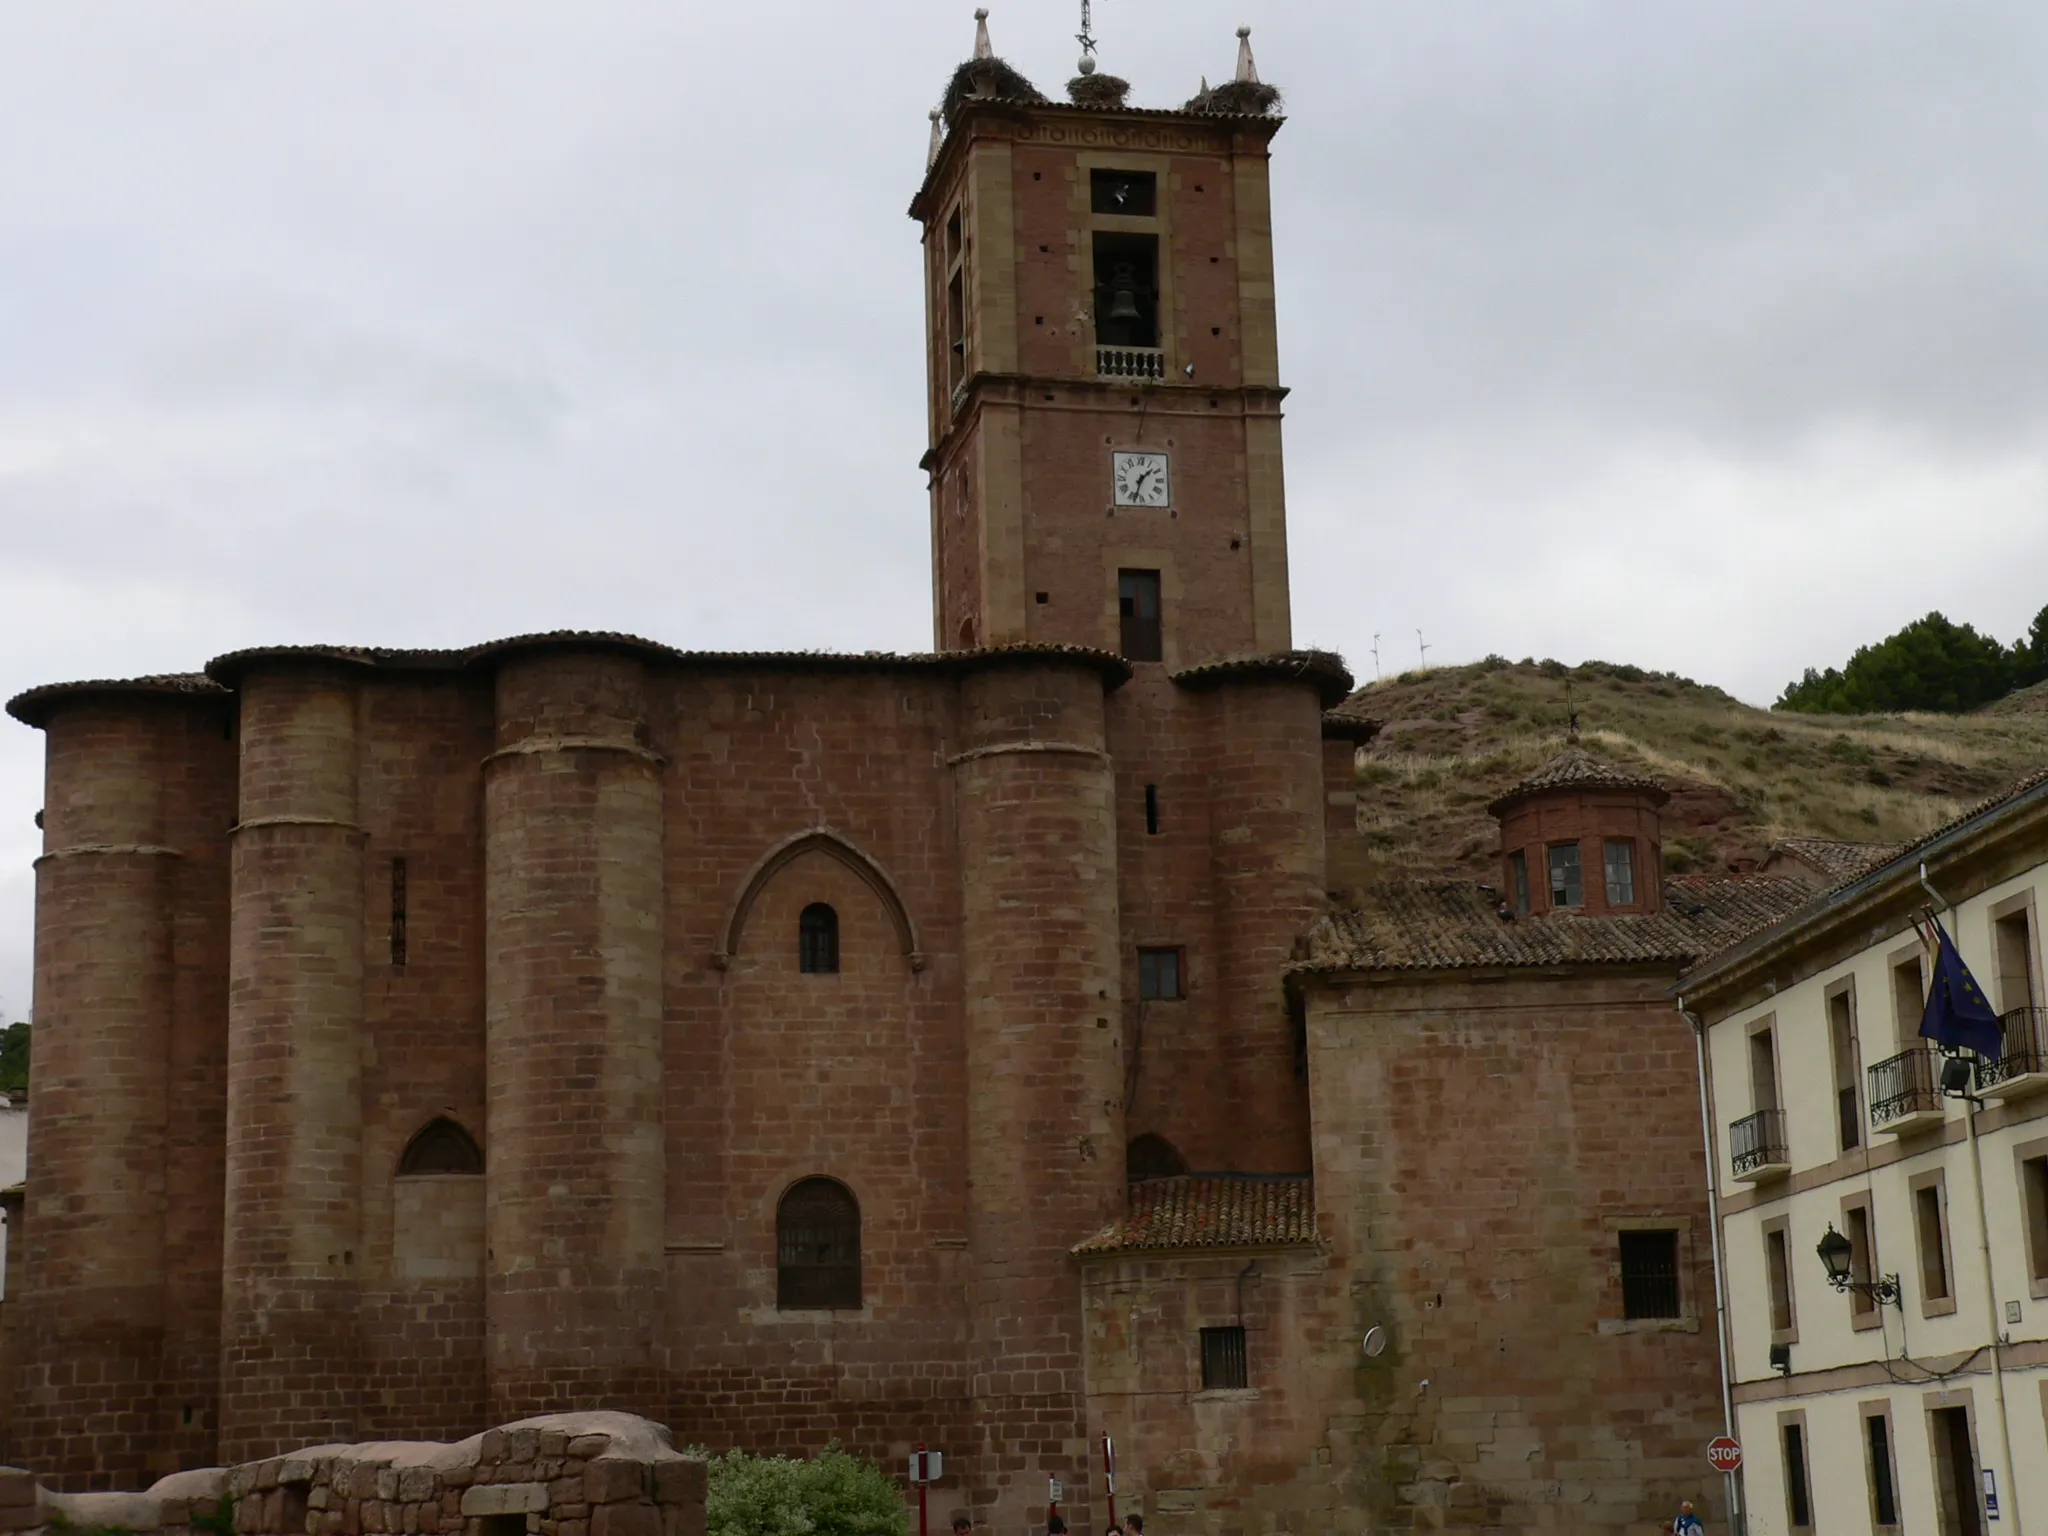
[1707,1437,1743,1474]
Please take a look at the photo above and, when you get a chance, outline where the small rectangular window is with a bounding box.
[1144,783,1161,836]
[389,857,408,970]
[1750,1026,1781,1114]
[1915,1182,1951,1301]
[1830,988,1861,1152]
[1138,947,1183,1001]
[1603,839,1635,905]
[1547,843,1583,908]
[1783,1421,1814,1531]
[1765,1226,1794,1334]
[1508,850,1529,916]
[1846,1204,1877,1319]
[1866,1412,1899,1528]
[1994,907,2037,1011]
[1893,954,1926,1044]
[2023,1153,2048,1285]
[1118,569,1163,661]
[1618,1229,1681,1319]
[1199,1325,1247,1389]
[1090,169,1157,216]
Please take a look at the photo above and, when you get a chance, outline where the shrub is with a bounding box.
[697,1446,906,1536]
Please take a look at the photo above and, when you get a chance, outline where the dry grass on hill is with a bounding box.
[1339,658,2048,880]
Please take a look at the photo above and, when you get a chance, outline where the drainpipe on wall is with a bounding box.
[1679,998,1745,1536]
[1918,864,2024,1536]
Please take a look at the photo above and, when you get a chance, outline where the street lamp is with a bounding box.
[1815,1224,1902,1308]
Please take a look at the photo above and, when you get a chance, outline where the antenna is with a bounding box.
[1076,1,1097,73]
[1416,628,1431,668]
[1371,632,1381,680]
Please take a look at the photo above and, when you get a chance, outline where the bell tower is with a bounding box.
[912,18,1292,666]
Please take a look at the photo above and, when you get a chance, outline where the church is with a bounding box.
[5,15,1806,1533]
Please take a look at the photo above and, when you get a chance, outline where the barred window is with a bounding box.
[1199,1326,1247,1390]
[1618,1228,1680,1319]
[777,1178,861,1310]
[799,903,840,974]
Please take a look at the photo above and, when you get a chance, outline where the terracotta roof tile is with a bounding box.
[1169,650,1354,707]
[6,673,227,727]
[1297,874,1812,974]
[1486,747,1669,815]
[1766,836,1906,882]
[1072,1174,1315,1256]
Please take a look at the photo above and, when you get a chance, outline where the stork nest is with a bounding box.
[1066,72,1131,109]
[1183,78,1282,116]
[942,57,1045,121]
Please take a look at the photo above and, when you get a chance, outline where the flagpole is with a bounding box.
[1919,864,2024,1535]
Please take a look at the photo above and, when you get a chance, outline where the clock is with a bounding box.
[1112,450,1171,507]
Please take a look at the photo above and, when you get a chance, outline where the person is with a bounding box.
[1045,1516,1066,1536]
[951,1521,971,1535]
[1126,1519,1143,1536]
[1671,1500,1704,1536]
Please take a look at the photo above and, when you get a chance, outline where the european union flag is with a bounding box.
[1918,918,2005,1060]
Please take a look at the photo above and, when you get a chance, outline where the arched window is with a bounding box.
[398,1117,484,1176]
[799,902,840,974]
[777,1178,861,1309]
[1126,1133,1188,1182]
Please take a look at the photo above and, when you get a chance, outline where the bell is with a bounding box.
[1106,263,1142,324]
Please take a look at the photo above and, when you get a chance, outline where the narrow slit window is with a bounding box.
[1915,1183,1951,1301]
[1892,955,1926,1043]
[2024,1154,2048,1285]
[1118,569,1163,661]
[1866,1413,1899,1528]
[1994,907,2037,1011]
[1199,1325,1247,1390]
[1846,1204,1877,1319]
[1783,1422,1813,1531]
[1144,783,1161,835]
[1830,989,1861,1152]
[1618,1229,1680,1319]
[1603,839,1635,905]
[1765,1227,1794,1333]
[777,1178,861,1310]
[1547,843,1583,908]
[1138,947,1183,1001]
[389,857,408,970]
[799,903,840,974]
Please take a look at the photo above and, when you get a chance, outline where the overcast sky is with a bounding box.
[3,0,2046,1017]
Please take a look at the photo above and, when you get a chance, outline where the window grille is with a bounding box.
[799,903,839,974]
[1199,1326,1247,1390]
[777,1178,861,1309]
[1618,1229,1680,1319]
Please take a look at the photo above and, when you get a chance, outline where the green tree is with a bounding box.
[699,1447,906,1536]
[1776,611,2021,714]
[0,1022,28,1096]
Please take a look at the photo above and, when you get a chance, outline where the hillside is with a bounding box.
[1332,658,2048,882]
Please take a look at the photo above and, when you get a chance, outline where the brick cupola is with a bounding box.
[1488,748,1670,917]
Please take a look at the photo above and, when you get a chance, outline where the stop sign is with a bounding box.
[1707,1437,1743,1474]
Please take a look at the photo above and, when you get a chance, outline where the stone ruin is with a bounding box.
[0,1414,704,1536]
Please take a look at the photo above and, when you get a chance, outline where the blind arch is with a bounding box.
[398,1117,483,1176]
[777,1177,861,1309]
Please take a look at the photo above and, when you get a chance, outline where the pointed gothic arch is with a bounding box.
[397,1116,484,1177]
[715,828,925,971]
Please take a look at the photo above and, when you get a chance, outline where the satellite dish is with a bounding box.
[1362,1325,1388,1359]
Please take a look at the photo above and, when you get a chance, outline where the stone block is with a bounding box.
[538,1434,569,1459]
[396,1471,437,1504]
[567,1439,610,1462]
[591,1504,661,1536]
[461,1485,551,1518]
[584,1463,645,1505]
[652,1464,705,1510]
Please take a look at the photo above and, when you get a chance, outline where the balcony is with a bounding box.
[1868,1044,1945,1135]
[1729,1108,1790,1182]
[1982,1006,2048,1098]
[1098,345,1165,380]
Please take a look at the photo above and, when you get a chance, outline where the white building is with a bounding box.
[1683,770,2048,1536]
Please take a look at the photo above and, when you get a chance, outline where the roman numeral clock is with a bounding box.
[1112,450,1170,507]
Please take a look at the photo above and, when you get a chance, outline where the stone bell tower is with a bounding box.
[912,15,1292,667]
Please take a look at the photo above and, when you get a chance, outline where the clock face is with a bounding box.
[1112,451,1171,507]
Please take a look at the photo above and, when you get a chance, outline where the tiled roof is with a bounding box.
[1766,837,1906,882]
[6,673,227,727]
[1486,747,1669,815]
[1296,874,1813,975]
[1827,762,2048,894]
[1169,650,1354,707]
[1072,1174,1315,1256]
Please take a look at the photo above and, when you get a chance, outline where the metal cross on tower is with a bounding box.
[1076,1,1097,72]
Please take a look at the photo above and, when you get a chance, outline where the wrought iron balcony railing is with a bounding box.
[1098,345,1165,380]
[1981,1006,2048,1096]
[1730,1107,1789,1180]
[1868,1044,1944,1133]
